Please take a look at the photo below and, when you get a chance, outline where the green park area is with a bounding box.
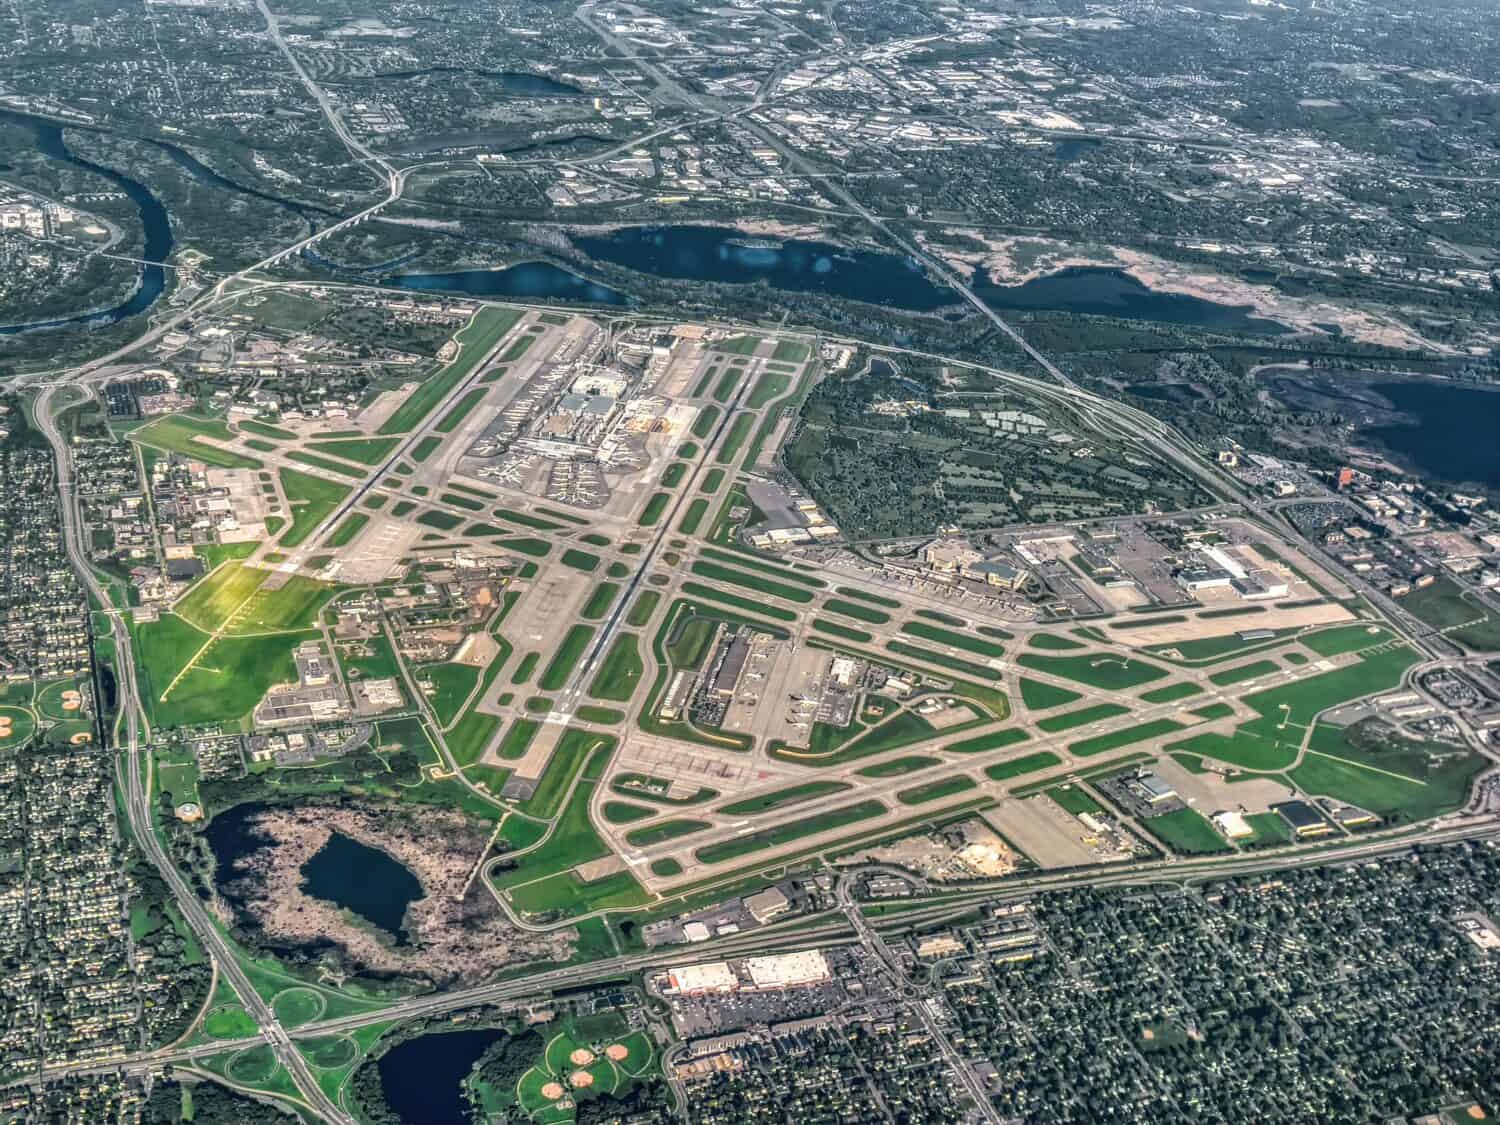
[508,1015,656,1124]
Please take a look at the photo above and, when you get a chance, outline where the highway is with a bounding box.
[34,386,358,1123]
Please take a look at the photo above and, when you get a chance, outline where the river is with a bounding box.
[384,261,630,305]
[0,109,172,335]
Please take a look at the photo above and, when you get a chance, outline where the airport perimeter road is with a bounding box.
[36,386,359,1125]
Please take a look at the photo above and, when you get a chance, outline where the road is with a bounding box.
[35,386,358,1122]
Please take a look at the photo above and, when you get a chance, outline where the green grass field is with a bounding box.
[714,413,756,465]
[277,469,351,548]
[1019,677,1083,710]
[133,415,261,469]
[857,755,940,778]
[379,307,522,434]
[175,563,270,632]
[678,580,798,623]
[589,634,644,702]
[694,799,887,864]
[580,583,621,621]
[821,597,891,624]
[624,818,711,846]
[1068,718,1185,758]
[1140,808,1231,854]
[307,437,399,465]
[539,624,596,692]
[945,727,1031,754]
[1018,651,1168,689]
[897,775,977,805]
[1140,681,1205,704]
[1036,703,1132,733]
[718,781,851,816]
[689,560,815,603]
[985,750,1063,782]
[899,621,1005,658]
[1209,660,1280,686]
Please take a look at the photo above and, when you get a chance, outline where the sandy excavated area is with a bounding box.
[213,803,573,985]
[921,230,1447,353]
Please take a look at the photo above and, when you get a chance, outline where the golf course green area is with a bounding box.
[1017,652,1168,689]
[588,634,644,702]
[624,818,711,846]
[688,560,815,603]
[1036,703,1131,733]
[984,750,1063,782]
[694,799,886,864]
[306,437,400,465]
[718,781,852,816]
[277,469,351,547]
[1140,808,1230,854]
[899,621,1005,658]
[1068,718,1185,758]
[132,415,261,470]
[379,306,522,434]
[1019,678,1083,711]
[897,775,977,805]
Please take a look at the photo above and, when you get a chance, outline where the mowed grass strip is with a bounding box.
[306,437,399,465]
[811,618,872,644]
[835,586,900,608]
[689,560,814,604]
[700,546,825,587]
[1018,651,1168,688]
[284,450,368,479]
[714,413,756,464]
[589,634,644,702]
[637,492,671,527]
[679,581,797,622]
[538,624,595,692]
[1037,703,1131,733]
[379,306,521,434]
[887,640,1001,681]
[985,750,1063,782]
[897,775,977,805]
[695,800,887,864]
[327,512,368,547]
[945,727,1031,754]
[277,469,351,548]
[133,414,264,469]
[822,597,890,624]
[625,818,711,847]
[581,583,621,621]
[899,621,1005,658]
[1068,718,1185,758]
[174,563,271,632]
[718,780,851,817]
